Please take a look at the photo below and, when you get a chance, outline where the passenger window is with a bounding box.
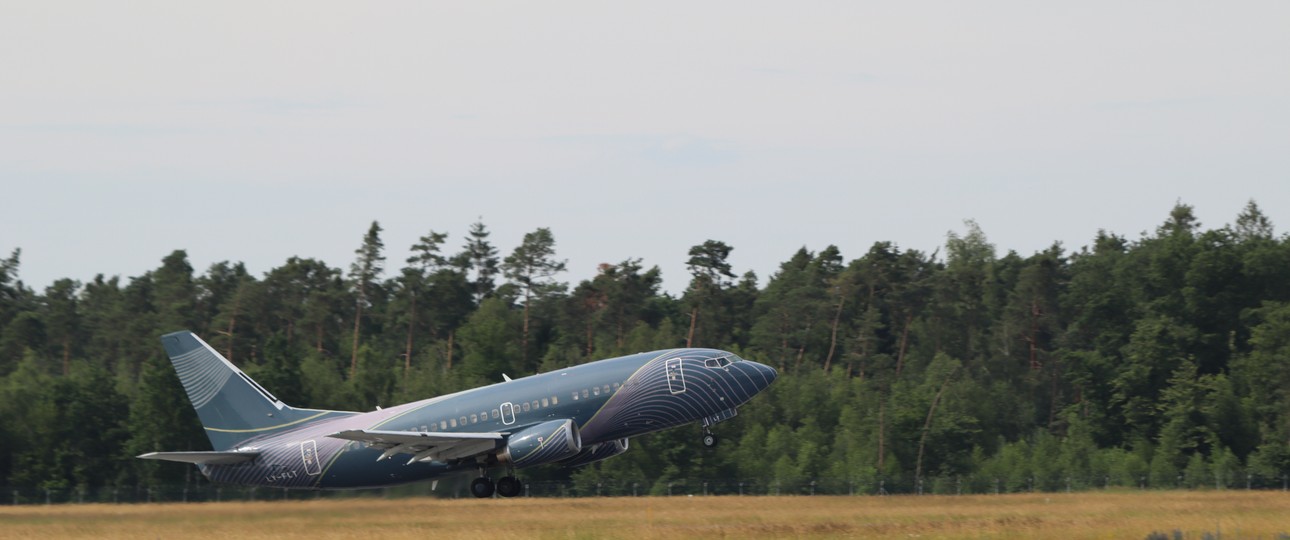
[481,411,488,420]
[492,409,500,419]
[593,386,600,396]
[459,416,467,426]
[440,420,448,430]
[470,414,478,424]
[420,425,427,432]
[450,418,457,428]
[522,402,530,412]
[532,400,539,410]
[541,398,549,407]
[572,391,579,401]
[582,389,589,399]
[612,382,620,389]
[603,385,611,394]
[551,396,558,405]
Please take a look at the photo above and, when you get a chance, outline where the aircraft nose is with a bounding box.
[752,361,778,388]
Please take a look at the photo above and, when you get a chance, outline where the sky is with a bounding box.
[3,2,1288,295]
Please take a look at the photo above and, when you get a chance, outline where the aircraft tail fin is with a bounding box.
[160,331,336,450]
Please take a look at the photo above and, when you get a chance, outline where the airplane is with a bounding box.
[138,331,778,497]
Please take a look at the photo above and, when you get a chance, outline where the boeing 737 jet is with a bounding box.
[138,331,777,497]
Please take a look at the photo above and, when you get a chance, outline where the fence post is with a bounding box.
[113,488,118,504]
[45,489,50,505]
[13,490,17,505]
[633,482,639,497]
[1247,474,1252,490]
[957,476,962,496]
[740,482,745,496]
[994,478,1000,495]
[667,482,673,496]
[78,488,84,504]
[1066,477,1072,493]
[702,482,708,496]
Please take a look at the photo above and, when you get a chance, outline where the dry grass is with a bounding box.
[1,491,1288,539]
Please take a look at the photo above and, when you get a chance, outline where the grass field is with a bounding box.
[1,491,1288,539]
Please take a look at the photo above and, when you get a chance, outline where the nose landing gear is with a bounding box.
[701,427,718,448]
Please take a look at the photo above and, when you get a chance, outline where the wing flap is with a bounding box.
[137,451,260,465]
[327,429,504,464]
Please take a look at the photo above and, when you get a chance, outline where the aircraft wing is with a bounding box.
[328,429,505,464]
[137,451,261,465]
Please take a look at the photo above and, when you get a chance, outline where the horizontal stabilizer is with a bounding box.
[137,451,260,465]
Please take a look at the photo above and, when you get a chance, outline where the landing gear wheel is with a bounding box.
[702,433,718,448]
[496,476,523,498]
[470,476,495,498]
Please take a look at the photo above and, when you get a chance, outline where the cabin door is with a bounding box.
[665,358,686,394]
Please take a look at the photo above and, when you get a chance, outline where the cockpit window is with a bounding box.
[704,356,732,369]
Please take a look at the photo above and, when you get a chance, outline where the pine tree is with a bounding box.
[349,221,385,378]
[502,227,567,370]
[684,240,735,347]
[456,221,500,304]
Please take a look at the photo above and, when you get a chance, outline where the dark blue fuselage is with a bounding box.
[201,348,776,489]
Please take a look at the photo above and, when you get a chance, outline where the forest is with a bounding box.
[2,201,1289,496]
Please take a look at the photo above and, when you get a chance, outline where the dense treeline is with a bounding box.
[2,202,1289,494]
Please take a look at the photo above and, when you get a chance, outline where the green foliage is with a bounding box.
[457,297,521,383]
[3,207,1290,492]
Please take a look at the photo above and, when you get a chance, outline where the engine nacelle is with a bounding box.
[559,438,629,468]
[499,419,581,468]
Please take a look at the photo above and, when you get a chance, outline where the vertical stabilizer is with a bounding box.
[161,331,336,450]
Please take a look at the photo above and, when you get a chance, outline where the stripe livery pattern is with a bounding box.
[508,419,580,468]
[578,349,774,442]
[170,346,233,409]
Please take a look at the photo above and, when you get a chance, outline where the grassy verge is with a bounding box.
[1,491,1287,539]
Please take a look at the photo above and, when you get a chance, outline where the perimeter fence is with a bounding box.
[5,471,1290,504]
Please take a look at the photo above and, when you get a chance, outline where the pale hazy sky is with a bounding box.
[3,2,1288,294]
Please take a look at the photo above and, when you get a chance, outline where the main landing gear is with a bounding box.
[496,475,522,498]
[470,476,495,498]
[470,470,524,498]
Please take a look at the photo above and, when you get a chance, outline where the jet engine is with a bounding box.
[499,419,581,468]
[559,438,629,468]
